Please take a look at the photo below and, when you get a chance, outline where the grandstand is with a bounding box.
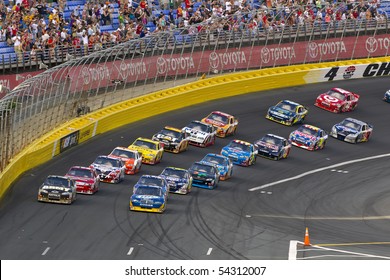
[1,0,389,72]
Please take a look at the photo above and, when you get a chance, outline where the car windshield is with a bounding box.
[67,168,93,178]
[133,139,157,150]
[261,135,283,145]
[229,141,251,152]
[202,155,227,165]
[161,168,186,178]
[327,90,345,101]
[186,121,210,133]
[93,157,120,167]
[135,186,161,196]
[138,176,164,186]
[44,177,69,187]
[160,129,181,138]
[340,119,361,130]
[277,101,297,112]
[297,126,318,137]
[110,148,135,159]
[190,163,214,174]
[207,112,228,124]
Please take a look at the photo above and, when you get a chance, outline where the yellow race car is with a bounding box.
[128,137,164,165]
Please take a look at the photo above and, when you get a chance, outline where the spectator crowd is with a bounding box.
[0,0,385,69]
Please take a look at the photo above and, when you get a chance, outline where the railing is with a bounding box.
[1,14,390,172]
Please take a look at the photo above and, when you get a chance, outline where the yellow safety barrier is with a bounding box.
[0,57,388,199]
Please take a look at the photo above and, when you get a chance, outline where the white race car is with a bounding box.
[182,120,217,147]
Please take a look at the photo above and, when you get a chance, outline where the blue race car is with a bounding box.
[265,100,308,126]
[221,139,257,166]
[188,161,219,190]
[329,117,373,144]
[160,167,193,194]
[383,89,390,102]
[254,133,292,160]
[200,153,233,180]
[129,185,167,213]
[133,175,168,198]
[289,124,328,151]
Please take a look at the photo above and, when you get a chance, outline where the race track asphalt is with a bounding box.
[1,76,390,260]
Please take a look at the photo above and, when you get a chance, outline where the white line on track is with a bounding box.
[249,153,390,192]
[127,247,134,255]
[42,247,50,256]
[206,248,213,255]
[289,241,390,260]
[288,241,298,260]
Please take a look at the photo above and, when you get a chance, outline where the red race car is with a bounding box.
[314,87,359,113]
[65,166,100,195]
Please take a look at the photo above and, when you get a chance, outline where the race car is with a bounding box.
[108,146,142,175]
[152,126,189,153]
[254,133,291,160]
[221,139,257,166]
[314,87,359,113]
[201,111,238,137]
[90,155,125,183]
[330,117,373,143]
[37,175,77,204]
[160,167,193,194]
[129,185,168,213]
[289,124,328,151]
[128,137,164,165]
[65,166,100,194]
[265,100,308,126]
[182,120,216,147]
[188,161,220,190]
[383,89,390,102]
[200,153,233,180]
[133,175,168,198]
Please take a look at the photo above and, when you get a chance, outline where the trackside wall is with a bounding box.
[1,57,389,199]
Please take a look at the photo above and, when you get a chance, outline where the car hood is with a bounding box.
[291,131,317,141]
[132,194,163,200]
[66,175,94,183]
[154,134,179,142]
[128,145,156,155]
[183,127,208,138]
[318,93,341,104]
[334,124,358,135]
[254,140,280,151]
[92,164,119,173]
[203,118,226,127]
[222,146,249,156]
[269,106,295,117]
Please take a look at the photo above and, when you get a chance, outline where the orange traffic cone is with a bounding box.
[304,227,311,246]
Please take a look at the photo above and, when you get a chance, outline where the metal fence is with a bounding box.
[1,11,390,172]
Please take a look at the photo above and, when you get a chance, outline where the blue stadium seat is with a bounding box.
[67,0,86,7]
[0,53,17,63]
[0,42,10,48]
[100,25,115,32]
[0,47,14,54]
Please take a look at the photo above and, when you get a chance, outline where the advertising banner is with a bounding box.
[2,34,390,92]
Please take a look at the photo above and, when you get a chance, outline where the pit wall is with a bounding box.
[1,57,389,199]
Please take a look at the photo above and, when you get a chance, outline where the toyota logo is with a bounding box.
[209,52,219,69]
[119,61,129,80]
[307,42,318,58]
[157,57,167,74]
[260,47,270,64]
[366,37,378,53]
[81,67,90,85]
